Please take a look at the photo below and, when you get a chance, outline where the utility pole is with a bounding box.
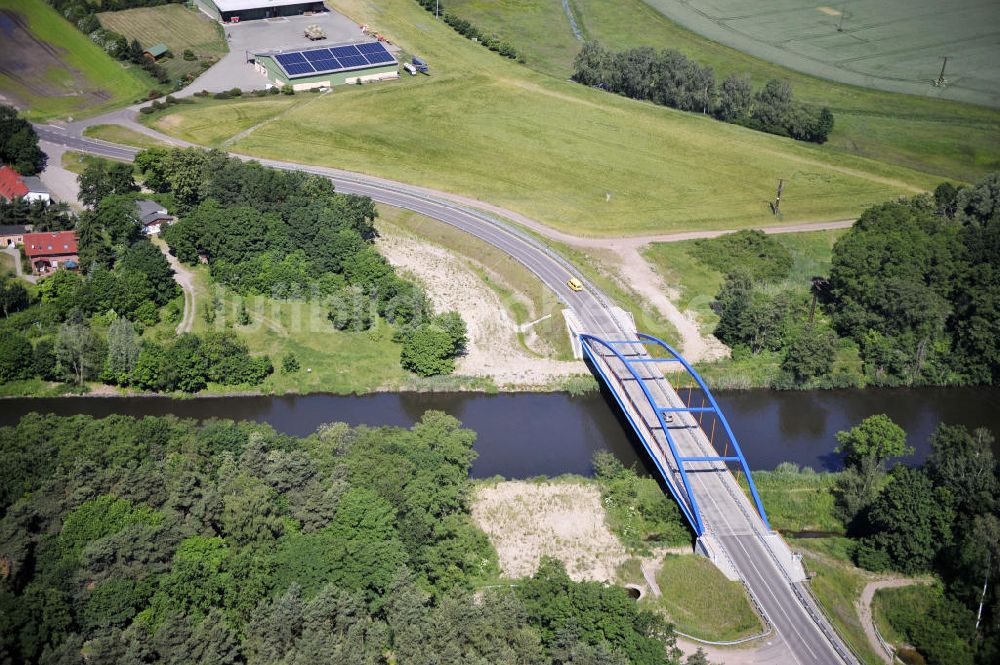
[836,6,846,32]
[771,179,784,215]
[976,553,991,631]
[935,56,949,87]
[436,0,439,17]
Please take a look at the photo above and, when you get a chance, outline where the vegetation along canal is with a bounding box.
[4,387,997,476]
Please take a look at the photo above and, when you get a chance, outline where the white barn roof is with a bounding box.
[211,0,314,11]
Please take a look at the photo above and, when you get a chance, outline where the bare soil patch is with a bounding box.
[472,480,631,582]
[376,232,584,387]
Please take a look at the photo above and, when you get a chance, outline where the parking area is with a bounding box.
[181,6,368,94]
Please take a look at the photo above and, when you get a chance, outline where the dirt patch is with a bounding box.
[376,232,584,387]
[0,10,107,109]
[472,480,631,582]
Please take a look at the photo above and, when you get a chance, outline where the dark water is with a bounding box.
[1,387,997,477]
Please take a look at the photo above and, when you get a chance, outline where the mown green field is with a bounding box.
[450,0,1000,183]
[146,0,939,237]
[0,0,151,120]
[97,4,227,81]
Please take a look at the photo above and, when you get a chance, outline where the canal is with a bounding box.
[1,386,997,478]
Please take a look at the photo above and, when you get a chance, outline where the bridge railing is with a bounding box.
[579,332,772,537]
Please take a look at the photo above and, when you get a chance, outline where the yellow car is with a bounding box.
[567,278,585,292]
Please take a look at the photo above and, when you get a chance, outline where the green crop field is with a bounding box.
[97,4,227,81]
[146,0,939,238]
[0,0,151,120]
[449,0,1000,183]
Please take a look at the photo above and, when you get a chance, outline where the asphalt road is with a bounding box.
[35,124,854,664]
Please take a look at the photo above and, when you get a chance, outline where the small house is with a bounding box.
[144,43,169,60]
[0,166,50,203]
[135,199,173,235]
[0,224,28,247]
[23,231,78,275]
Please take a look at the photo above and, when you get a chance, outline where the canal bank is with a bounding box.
[2,386,997,476]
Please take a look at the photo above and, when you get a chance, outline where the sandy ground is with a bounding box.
[471,480,633,582]
[376,232,585,387]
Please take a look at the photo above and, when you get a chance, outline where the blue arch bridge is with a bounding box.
[579,330,858,664]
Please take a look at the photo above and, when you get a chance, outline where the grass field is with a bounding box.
[145,0,940,238]
[83,124,174,149]
[0,0,151,120]
[641,554,763,641]
[96,4,227,81]
[449,0,1000,183]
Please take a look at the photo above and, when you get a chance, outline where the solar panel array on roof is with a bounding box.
[269,41,397,79]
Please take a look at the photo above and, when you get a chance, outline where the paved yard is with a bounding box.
[182,6,367,94]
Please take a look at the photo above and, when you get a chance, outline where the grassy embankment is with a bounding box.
[618,555,764,642]
[643,228,861,387]
[142,0,940,238]
[871,583,943,651]
[82,124,174,149]
[449,0,1000,184]
[96,4,228,81]
[0,0,151,121]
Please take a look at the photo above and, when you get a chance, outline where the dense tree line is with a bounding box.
[413,0,521,60]
[0,105,46,175]
[827,172,1000,385]
[828,416,999,665]
[0,412,682,664]
[572,43,834,143]
[704,230,844,387]
[143,147,467,376]
[708,172,1000,388]
[0,197,75,231]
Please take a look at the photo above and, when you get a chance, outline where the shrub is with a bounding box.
[182,49,196,61]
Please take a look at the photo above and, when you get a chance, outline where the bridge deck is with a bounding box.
[582,333,856,665]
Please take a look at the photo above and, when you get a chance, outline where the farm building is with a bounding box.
[201,0,325,23]
[253,41,398,90]
[144,43,169,60]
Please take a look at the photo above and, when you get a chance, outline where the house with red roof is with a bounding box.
[23,231,78,275]
[0,165,50,203]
